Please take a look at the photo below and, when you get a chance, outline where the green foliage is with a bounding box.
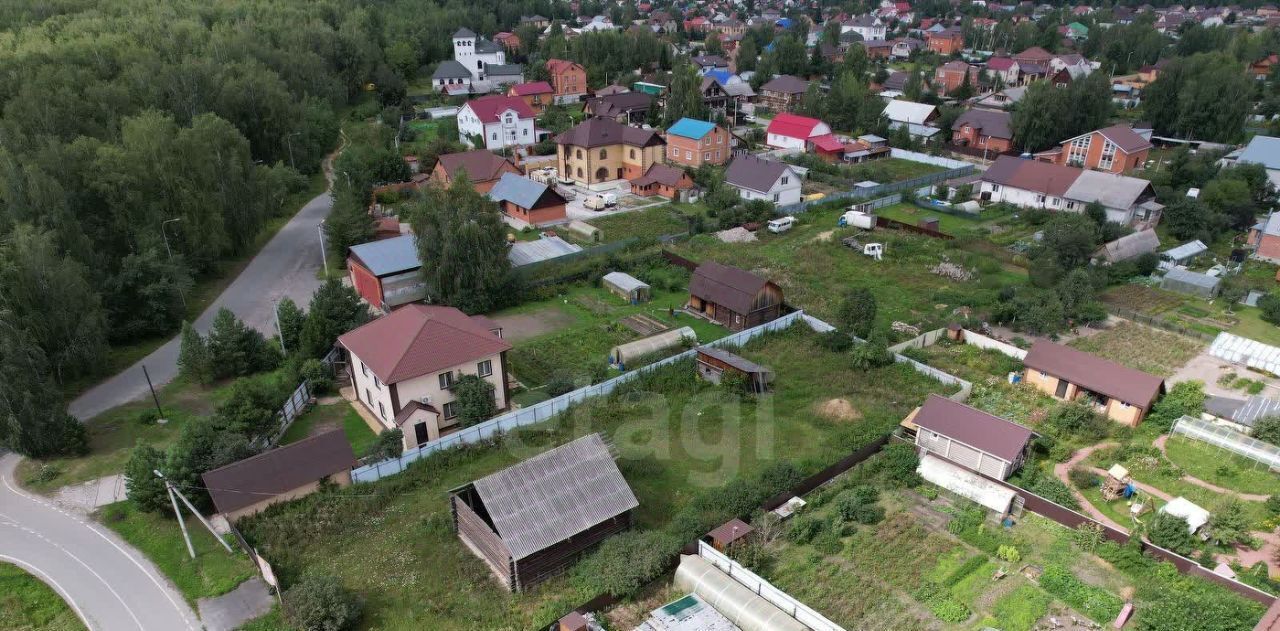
[1039,564,1124,623]
[282,575,363,631]
[996,544,1020,563]
[365,429,403,461]
[816,330,853,352]
[850,334,894,370]
[0,315,89,458]
[912,581,971,623]
[453,374,497,427]
[835,486,883,524]
[1147,381,1207,433]
[276,298,306,355]
[865,443,921,488]
[299,359,333,395]
[1261,292,1280,326]
[299,280,369,359]
[663,63,710,126]
[786,514,826,544]
[409,177,516,314]
[1147,512,1196,555]
[573,530,680,598]
[1044,402,1110,442]
[124,444,169,514]
[215,377,287,438]
[178,322,214,385]
[207,308,279,379]
[941,555,987,588]
[1012,72,1113,151]
[165,419,257,511]
[835,288,877,338]
[1143,52,1253,143]
[1208,499,1252,547]
[1072,521,1106,552]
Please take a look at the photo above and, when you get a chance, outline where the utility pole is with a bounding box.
[143,364,164,421]
[273,298,287,354]
[165,478,196,559]
[154,470,234,559]
[317,220,329,276]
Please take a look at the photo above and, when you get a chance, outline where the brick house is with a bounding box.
[545,58,588,103]
[507,81,555,115]
[926,28,964,55]
[1033,124,1152,174]
[951,109,1014,153]
[430,149,520,193]
[487,173,568,227]
[935,60,978,94]
[555,117,666,186]
[664,118,730,167]
[1249,212,1280,262]
[630,163,696,200]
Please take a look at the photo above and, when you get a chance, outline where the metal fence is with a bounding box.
[265,380,311,447]
[776,165,976,216]
[696,541,846,631]
[1103,304,1218,342]
[351,311,812,484]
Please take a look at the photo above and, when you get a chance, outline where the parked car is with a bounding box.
[602,192,618,207]
[767,216,796,233]
[584,195,608,211]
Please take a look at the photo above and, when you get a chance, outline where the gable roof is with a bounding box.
[468,433,638,560]
[586,92,653,118]
[986,56,1017,71]
[510,81,554,96]
[1023,341,1165,408]
[435,149,515,182]
[981,155,1080,197]
[765,112,828,139]
[952,108,1013,140]
[913,395,1035,462]
[689,261,773,313]
[632,163,693,188]
[337,304,512,384]
[723,154,794,193]
[433,60,473,80]
[545,58,585,74]
[882,100,938,125]
[488,173,563,208]
[760,74,809,95]
[1063,124,1152,154]
[1064,170,1154,210]
[462,94,535,123]
[1237,135,1280,170]
[667,118,718,140]
[349,235,420,277]
[202,430,356,515]
[555,117,664,148]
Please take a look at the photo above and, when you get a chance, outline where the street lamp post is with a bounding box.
[161,218,183,260]
[318,220,329,276]
[273,297,287,354]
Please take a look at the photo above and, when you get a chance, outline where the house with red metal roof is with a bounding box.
[458,94,538,150]
[765,112,833,150]
[545,58,588,103]
[911,395,1035,480]
[337,304,512,449]
[1022,341,1166,426]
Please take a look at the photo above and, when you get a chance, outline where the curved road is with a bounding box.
[0,454,200,630]
[69,187,335,420]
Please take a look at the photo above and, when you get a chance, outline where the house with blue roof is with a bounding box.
[487,172,567,227]
[665,118,730,167]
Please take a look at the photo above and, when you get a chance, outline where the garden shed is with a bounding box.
[695,346,771,392]
[602,271,651,304]
[1160,267,1221,298]
[610,327,696,367]
[449,433,638,591]
[688,262,784,331]
[1094,229,1159,264]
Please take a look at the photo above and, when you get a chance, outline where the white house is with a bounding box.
[337,304,511,451]
[842,15,887,40]
[724,154,803,205]
[764,112,832,151]
[452,27,507,82]
[882,99,942,141]
[458,95,537,150]
[978,156,1162,227]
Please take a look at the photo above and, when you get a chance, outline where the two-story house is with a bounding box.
[583,92,654,124]
[935,60,978,94]
[1033,124,1152,174]
[338,304,512,450]
[951,109,1014,153]
[457,95,537,150]
[546,58,588,103]
[555,117,666,186]
[507,81,555,115]
[926,27,964,55]
[665,118,730,167]
[758,75,809,113]
[842,15,887,40]
[724,154,802,205]
[451,28,510,82]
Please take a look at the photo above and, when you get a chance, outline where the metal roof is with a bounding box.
[1096,229,1159,263]
[1024,341,1164,408]
[696,346,767,374]
[1237,135,1280,170]
[602,271,649,294]
[508,236,582,266]
[488,173,550,209]
[349,235,420,277]
[1063,169,1153,210]
[202,430,356,515]
[1162,240,1208,262]
[912,395,1035,462]
[470,433,638,560]
[667,118,718,140]
[882,100,937,125]
[432,60,472,80]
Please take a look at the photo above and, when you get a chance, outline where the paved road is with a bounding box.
[0,454,201,630]
[69,188,335,420]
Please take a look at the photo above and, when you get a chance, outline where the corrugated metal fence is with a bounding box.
[350,311,812,484]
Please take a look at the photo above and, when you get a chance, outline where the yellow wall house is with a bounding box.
[1022,341,1165,427]
[555,117,666,187]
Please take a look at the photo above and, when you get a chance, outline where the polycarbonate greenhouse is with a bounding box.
[1170,415,1280,470]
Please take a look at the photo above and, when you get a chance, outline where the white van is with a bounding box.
[602,192,618,206]
[767,216,796,233]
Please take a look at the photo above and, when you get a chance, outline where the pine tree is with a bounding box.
[276,297,306,355]
[124,444,169,514]
[177,321,214,385]
[300,279,371,358]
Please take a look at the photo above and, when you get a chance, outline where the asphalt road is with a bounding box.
[0,454,201,630]
[68,188,335,420]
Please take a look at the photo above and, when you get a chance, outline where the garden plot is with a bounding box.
[578,204,691,244]
[1067,321,1204,376]
[619,314,668,336]
[900,339,1024,384]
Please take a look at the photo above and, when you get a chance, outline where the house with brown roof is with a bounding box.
[546,58,588,103]
[978,155,1162,227]
[629,163,696,200]
[951,109,1014,153]
[723,154,803,205]
[926,27,964,55]
[202,430,356,521]
[583,92,654,124]
[1022,341,1166,426]
[555,117,666,186]
[1033,125,1152,174]
[688,261,784,331]
[912,395,1034,480]
[758,75,809,113]
[430,149,520,193]
[449,433,638,591]
[337,304,512,450]
[507,81,555,115]
[935,60,978,94]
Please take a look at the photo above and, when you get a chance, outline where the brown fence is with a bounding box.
[761,434,892,512]
[662,250,699,271]
[875,216,955,240]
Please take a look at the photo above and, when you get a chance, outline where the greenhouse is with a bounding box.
[1170,415,1280,471]
[1159,267,1221,299]
[602,271,651,304]
[609,327,695,367]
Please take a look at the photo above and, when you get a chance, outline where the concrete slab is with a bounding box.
[197,578,275,631]
[1168,350,1280,398]
[53,474,126,512]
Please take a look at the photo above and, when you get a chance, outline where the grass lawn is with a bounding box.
[582,205,692,243]
[669,203,1022,329]
[1101,282,1280,346]
[1164,435,1280,496]
[237,325,960,629]
[98,502,256,605]
[899,339,1023,384]
[873,203,988,237]
[235,607,289,631]
[1068,321,1204,375]
[279,401,379,456]
[0,563,85,631]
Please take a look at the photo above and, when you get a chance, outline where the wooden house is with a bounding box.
[449,433,638,591]
[687,262,784,331]
[695,346,770,392]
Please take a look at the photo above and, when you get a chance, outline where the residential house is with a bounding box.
[951,108,1014,153]
[912,395,1034,480]
[1222,135,1280,190]
[974,85,1027,110]
[630,163,696,200]
[457,95,537,150]
[507,81,555,115]
[687,261,785,331]
[842,15,888,40]
[451,28,514,83]
[546,58,588,103]
[1050,53,1093,78]
[487,172,568,227]
[1251,54,1279,79]
[1023,340,1166,426]
[758,75,810,113]
[665,118,730,167]
[202,430,356,521]
[978,156,1162,226]
[484,64,525,89]
[935,60,978,94]
[1034,124,1152,174]
[764,112,832,150]
[520,14,550,28]
[493,31,521,51]
[846,134,893,162]
[724,154,803,206]
[449,433,638,592]
[985,56,1021,85]
[337,304,511,449]
[861,39,895,59]
[891,37,924,59]
[430,149,520,193]
[882,100,942,141]
[1249,211,1280,262]
[347,235,428,311]
[927,28,964,55]
[432,60,474,94]
[1012,46,1053,66]
[693,54,730,71]
[555,117,666,186]
[583,92,654,124]
[700,77,754,119]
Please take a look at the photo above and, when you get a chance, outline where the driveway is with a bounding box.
[68,187,335,420]
[0,454,200,630]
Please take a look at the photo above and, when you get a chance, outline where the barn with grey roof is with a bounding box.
[449,433,638,591]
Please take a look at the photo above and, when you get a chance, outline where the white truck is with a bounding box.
[838,209,876,229]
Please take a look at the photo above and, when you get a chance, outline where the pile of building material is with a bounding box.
[930,260,975,281]
[716,226,758,243]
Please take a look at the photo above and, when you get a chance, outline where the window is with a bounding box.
[1036,194,1046,204]
[439,371,454,390]
[522,128,528,136]
[443,402,458,419]
[360,362,368,377]
[991,184,1001,192]
[1066,201,1076,210]
[703,152,710,161]
[630,149,636,159]
[477,360,493,377]
[715,151,721,160]
[1098,139,1118,171]
[373,376,382,389]
[781,176,789,185]
[491,132,497,140]
[599,149,607,159]
[670,147,678,158]
[773,193,780,202]
[1039,371,1048,378]
[576,149,583,159]
[1067,135,1091,167]
[364,388,371,403]
[685,150,692,159]
[378,401,386,420]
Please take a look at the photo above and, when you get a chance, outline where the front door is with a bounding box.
[1055,379,1069,398]
[414,422,429,446]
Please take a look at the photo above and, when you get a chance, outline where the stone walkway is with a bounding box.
[197,577,275,631]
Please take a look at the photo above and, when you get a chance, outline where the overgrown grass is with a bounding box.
[97,502,255,605]
[1068,322,1203,375]
[900,339,1023,384]
[279,401,379,456]
[236,325,959,628]
[1164,436,1280,496]
[0,563,85,631]
[582,205,691,243]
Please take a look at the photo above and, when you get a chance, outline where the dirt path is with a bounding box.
[1052,442,1130,532]
[1152,434,1271,501]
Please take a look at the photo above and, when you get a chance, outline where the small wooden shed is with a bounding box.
[449,433,639,591]
[695,346,771,392]
[602,271,651,304]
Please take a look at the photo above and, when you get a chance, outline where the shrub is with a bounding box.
[1045,402,1110,441]
[786,515,825,544]
[817,330,853,352]
[300,359,334,394]
[574,530,680,598]
[545,372,576,397]
[282,575,363,631]
[1068,467,1101,489]
[852,503,885,525]
[996,544,1021,563]
[812,528,844,555]
[868,443,921,488]
[1265,495,1280,516]
[364,429,403,461]
[1147,512,1196,556]
[453,374,497,427]
[1072,522,1105,552]
[850,336,894,369]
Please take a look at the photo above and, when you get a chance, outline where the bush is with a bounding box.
[868,443,921,488]
[1072,522,1105,552]
[1147,512,1196,556]
[282,575,363,631]
[850,336,894,369]
[786,515,826,544]
[1068,467,1101,489]
[913,582,971,623]
[942,555,987,587]
[817,330,853,352]
[299,359,333,394]
[1045,402,1110,441]
[545,372,576,397]
[574,530,680,598]
[364,428,403,461]
[453,374,497,427]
